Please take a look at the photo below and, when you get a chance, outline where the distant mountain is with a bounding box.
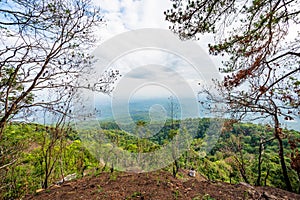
[95,97,202,122]
[29,97,299,131]
[95,97,300,131]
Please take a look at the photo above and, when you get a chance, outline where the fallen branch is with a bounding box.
[0,159,17,170]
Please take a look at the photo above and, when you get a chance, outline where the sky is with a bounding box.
[84,0,300,131]
[89,0,221,103]
[93,0,173,38]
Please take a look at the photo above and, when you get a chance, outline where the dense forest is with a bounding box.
[1,118,299,199]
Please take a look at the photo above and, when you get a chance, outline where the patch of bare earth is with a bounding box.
[24,169,300,200]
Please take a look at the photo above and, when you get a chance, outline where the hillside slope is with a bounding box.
[25,170,300,200]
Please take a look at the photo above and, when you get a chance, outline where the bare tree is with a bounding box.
[0,0,121,197]
[204,75,296,190]
[0,0,118,139]
[38,93,74,189]
[168,96,178,129]
[166,0,300,192]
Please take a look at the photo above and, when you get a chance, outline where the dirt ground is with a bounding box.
[24,169,300,200]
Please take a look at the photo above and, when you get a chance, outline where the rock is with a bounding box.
[240,182,254,189]
[262,191,278,200]
[36,188,44,193]
[56,173,77,185]
[188,169,196,177]
[167,182,174,187]
[50,184,61,189]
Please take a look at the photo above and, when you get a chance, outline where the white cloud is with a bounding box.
[132,0,171,29]
[91,0,220,100]
[93,0,172,39]
[93,0,121,13]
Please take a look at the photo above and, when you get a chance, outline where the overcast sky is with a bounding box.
[89,0,221,102]
[93,0,172,38]
[83,0,300,131]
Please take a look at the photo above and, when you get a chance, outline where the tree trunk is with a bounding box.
[43,171,49,189]
[237,147,249,184]
[110,163,114,173]
[274,116,293,192]
[240,167,249,184]
[264,167,270,186]
[297,172,300,194]
[102,163,107,172]
[256,138,263,186]
[173,160,179,178]
[0,121,7,140]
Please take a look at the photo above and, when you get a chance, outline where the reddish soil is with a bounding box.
[25,169,300,200]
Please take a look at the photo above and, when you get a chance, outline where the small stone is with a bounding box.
[188,169,196,177]
[262,191,278,200]
[240,182,253,189]
[36,188,44,193]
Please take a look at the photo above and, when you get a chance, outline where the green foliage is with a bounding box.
[0,123,99,199]
[203,194,216,200]
[109,171,118,181]
[1,118,300,198]
[195,122,300,191]
[100,118,212,145]
[130,191,142,198]
[166,1,300,191]
[0,66,34,111]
